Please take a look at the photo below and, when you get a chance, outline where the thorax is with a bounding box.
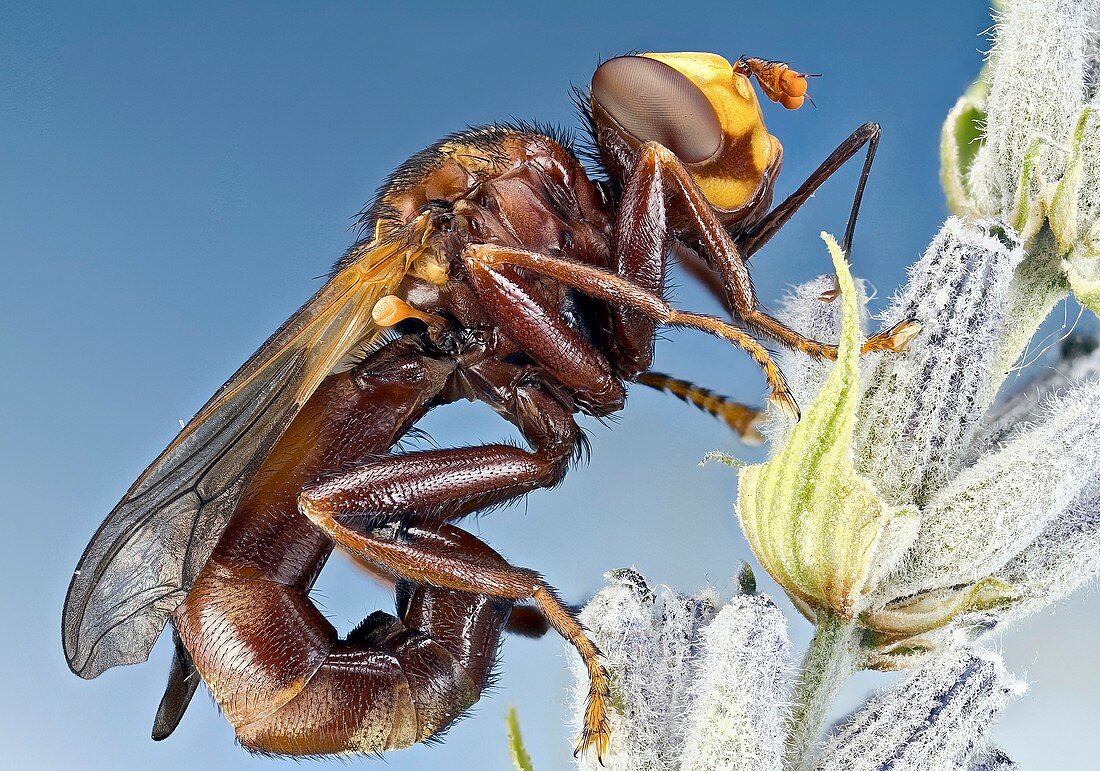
[371,127,612,358]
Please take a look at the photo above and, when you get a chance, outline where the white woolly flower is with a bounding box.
[963,0,1093,223]
[565,572,1023,771]
[768,221,1100,666]
[568,569,789,771]
[754,0,1100,667]
[969,746,1018,771]
[810,646,1025,771]
[943,0,1100,317]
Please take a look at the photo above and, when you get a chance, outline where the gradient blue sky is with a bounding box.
[3,2,1096,769]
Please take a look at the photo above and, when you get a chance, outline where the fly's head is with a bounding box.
[589,52,809,225]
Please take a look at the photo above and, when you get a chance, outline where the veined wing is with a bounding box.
[63,237,415,679]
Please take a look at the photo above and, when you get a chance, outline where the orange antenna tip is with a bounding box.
[780,93,805,110]
[781,69,808,97]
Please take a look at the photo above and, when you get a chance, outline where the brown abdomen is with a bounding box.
[172,366,509,753]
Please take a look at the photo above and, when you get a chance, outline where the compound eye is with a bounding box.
[591,55,722,164]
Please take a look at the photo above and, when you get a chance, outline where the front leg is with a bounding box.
[738,122,882,260]
[606,136,675,376]
[661,125,881,312]
[612,142,918,363]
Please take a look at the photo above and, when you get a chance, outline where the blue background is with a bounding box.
[3,2,1096,768]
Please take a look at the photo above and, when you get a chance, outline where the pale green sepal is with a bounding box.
[940,92,987,218]
[1064,248,1100,314]
[1047,109,1091,252]
[1007,109,1096,254]
[736,233,916,619]
[861,578,1022,642]
[1052,109,1100,314]
[700,450,746,470]
[1010,138,1050,244]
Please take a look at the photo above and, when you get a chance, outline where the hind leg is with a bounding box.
[298,512,612,761]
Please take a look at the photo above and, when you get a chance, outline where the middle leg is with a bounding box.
[297,370,582,527]
[463,243,799,417]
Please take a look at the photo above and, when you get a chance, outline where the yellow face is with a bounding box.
[640,53,779,211]
[590,52,798,213]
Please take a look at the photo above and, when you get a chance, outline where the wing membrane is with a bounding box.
[63,239,413,678]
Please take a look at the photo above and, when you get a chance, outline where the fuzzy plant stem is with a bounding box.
[784,610,858,771]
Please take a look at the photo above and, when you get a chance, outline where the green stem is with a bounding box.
[506,707,534,771]
[784,610,857,771]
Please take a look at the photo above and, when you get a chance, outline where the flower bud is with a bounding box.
[736,234,918,619]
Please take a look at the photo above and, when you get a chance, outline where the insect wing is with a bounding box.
[63,239,411,679]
